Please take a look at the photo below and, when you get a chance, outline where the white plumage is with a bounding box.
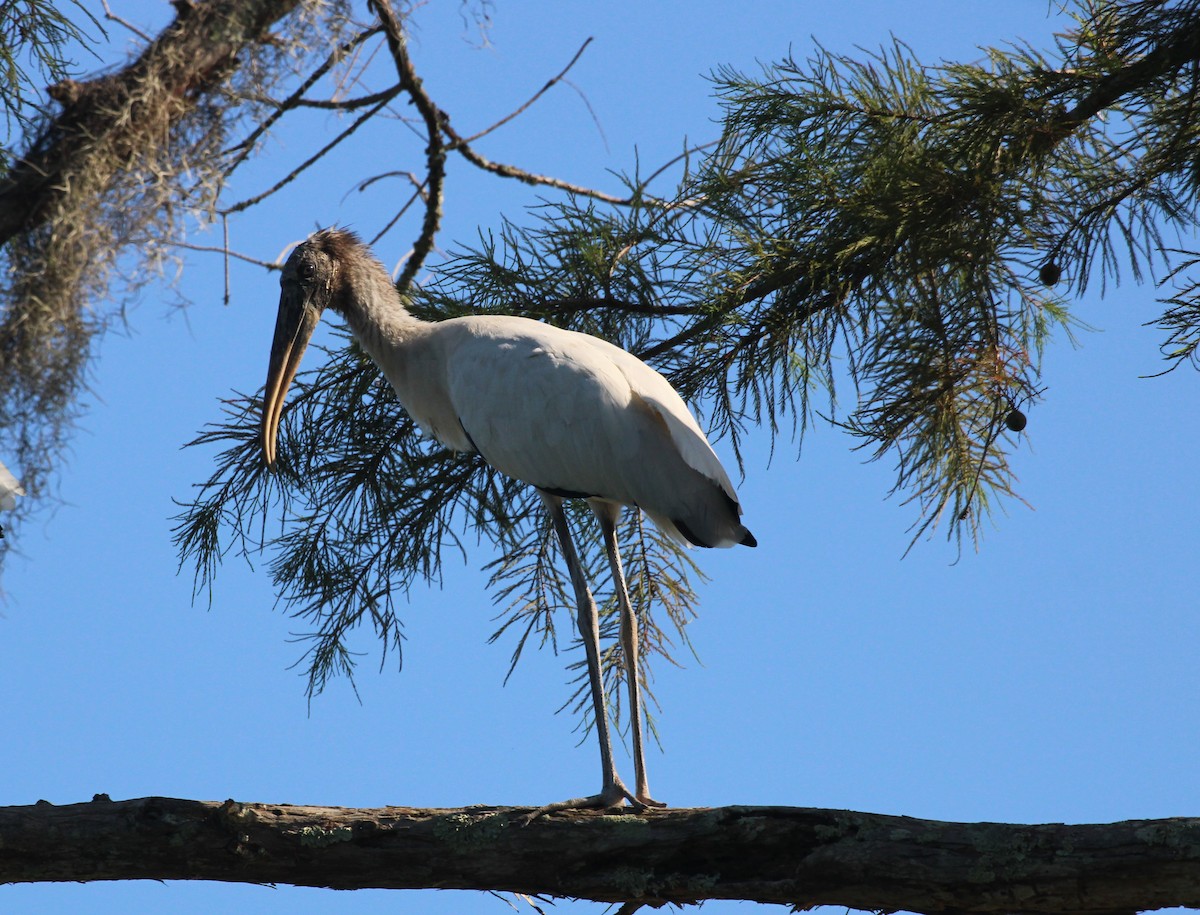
[261,228,755,810]
[0,460,24,513]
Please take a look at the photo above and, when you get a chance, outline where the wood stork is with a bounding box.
[261,227,755,811]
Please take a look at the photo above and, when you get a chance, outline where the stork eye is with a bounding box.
[299,260,317,281]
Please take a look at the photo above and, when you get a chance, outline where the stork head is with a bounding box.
[261,228,362,467]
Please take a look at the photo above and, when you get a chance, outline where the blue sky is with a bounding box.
[3,2,1198,913]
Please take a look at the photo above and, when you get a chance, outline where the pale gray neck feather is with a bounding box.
[339,254,426,358]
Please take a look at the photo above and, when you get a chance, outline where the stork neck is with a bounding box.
[339,268,427,356]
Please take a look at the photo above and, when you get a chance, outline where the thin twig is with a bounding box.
[100,0,151,41]
[220,93,398,216]
[450,37,594,147]
[540,297,695,318]
[222,215,231,304]
[370,180,429,248]
[351,170,426,198]
[327,17,385,103]
[441,113,661,207]
[170,239,282,271]
[239,87,401,112]
[640,139,719,201]
[368,0,445,294]
[441,107,711,210]
[221,26,384,175]
[604,139,720,273]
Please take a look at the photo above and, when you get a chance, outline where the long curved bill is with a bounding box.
[261,285,322,468]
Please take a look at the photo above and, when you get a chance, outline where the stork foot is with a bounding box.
[522,778,663,824]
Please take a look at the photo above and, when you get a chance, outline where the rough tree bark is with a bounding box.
[0,0,300,245]
[3,796,1200,912]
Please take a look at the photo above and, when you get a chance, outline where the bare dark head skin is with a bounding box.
[261,229,367,467]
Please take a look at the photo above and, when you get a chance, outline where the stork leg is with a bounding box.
[529,491,640,814]
[592,501,666,808]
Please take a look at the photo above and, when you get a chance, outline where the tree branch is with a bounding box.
[367,0,444,294]
[451,36,594,147]
[440,114,662,206]
[4,796,1200,913]
[0,0,302,245]
[1061,19,1200,131]
[220,92,400,215]
[220,25,385,175]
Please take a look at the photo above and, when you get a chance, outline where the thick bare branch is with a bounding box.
[367,0,444,293]
[4,796,1200,914]
[0,0,302,245]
